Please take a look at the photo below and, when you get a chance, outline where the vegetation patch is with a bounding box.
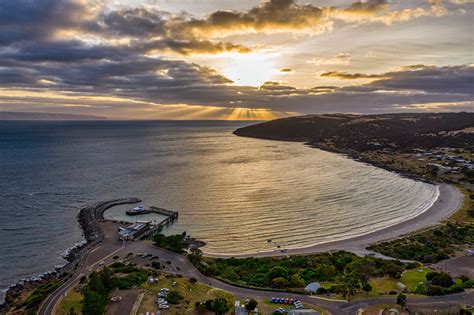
[19,280,62,312]
[368,223,474,263]
[58,289,83,315]
[153,233,188,253]
[80,264,150,315]
[195,251,420,300]
[138,275,234,314]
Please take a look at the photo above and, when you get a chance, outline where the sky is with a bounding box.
[0,0,473,120]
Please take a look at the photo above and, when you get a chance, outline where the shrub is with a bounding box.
[316,287,327,294]
[426,285,445,296]
[426,272,453,288]
[269,266,288,280]
[166,291,183,304]
[270,277,288,288]
[245,299,258,312]
[362,283,373,292]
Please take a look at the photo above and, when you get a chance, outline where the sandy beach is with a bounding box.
[206,183,463,258]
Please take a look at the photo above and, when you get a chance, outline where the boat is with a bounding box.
[126,206,149,215]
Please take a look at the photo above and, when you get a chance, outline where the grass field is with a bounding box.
[400,268,430,292]
[138,275,234,314]
[58,288,82,315]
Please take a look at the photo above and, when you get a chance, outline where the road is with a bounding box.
[38,226,474,315]
[37,239,124,315]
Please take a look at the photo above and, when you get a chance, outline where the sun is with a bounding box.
[222,52,277,87]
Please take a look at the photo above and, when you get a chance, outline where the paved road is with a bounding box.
[126,242,474,315]
[37,239,123,315]
[38,234,474,315]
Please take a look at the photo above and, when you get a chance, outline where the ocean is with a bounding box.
[0,120,438,301]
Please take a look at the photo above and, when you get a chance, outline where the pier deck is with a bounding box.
[126,206,179,239]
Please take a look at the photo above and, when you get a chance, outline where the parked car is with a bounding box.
[110,296,121,302]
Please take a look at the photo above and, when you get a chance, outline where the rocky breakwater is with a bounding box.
[75,198,142,249]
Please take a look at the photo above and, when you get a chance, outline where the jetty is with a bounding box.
[120,206,178,240]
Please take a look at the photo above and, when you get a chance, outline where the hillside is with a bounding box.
[234,112,474,152]
[0,111,106,120]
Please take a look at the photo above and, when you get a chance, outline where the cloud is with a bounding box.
[320,71,385,80]
[309,53,351,66]
[0,0,472,119]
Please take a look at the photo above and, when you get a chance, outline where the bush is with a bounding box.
[316,287,327,294]
[270,277,288,288]
[205,298,230,315]
[426,272,453,288]
[153,233,188,253]
[362,283,373,292]
[446,284,464,294]
[166,290,183,304]
[245,299,258,312]
[426,285,445,296]
[269,266,288,280]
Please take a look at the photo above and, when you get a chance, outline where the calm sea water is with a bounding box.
[0,120,438,300]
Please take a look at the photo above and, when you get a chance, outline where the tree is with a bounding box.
[270,277,288,288]
[206,298,230,315]
[346,259,374,285]
[396,292,407,309]
[166,291,183,304]
[269,266,288,280]
[340,272,360,301]
[189,247,203,264]
[245,299,258,312]
[153,233,188,253]
[68,307,77,315]
[82,289,106,315]
[362,283,372,293]
[426,272,453,288]
[189,277,197,285]
[290,273,305,287]
[383,262,404,279]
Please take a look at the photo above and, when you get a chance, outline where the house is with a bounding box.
[304,282,321,293]
[118,221,151,240]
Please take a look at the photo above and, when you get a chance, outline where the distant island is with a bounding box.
[0,111,106,120]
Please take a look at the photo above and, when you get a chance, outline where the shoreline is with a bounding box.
[205,183,463,258]
[0,198,141,309]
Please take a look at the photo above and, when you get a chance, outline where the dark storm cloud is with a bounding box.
[0,0,97,45]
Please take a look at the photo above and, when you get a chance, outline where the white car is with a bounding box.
[110,296,121,302]
[158,304,170,309]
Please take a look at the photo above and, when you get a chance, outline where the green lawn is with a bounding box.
[58,288,83,315]
[369,277,398,295]
[139,275,234,314]
[400,268,430,292]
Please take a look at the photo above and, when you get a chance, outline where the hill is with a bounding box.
[234,112,474,152]
[0,111,106,120]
